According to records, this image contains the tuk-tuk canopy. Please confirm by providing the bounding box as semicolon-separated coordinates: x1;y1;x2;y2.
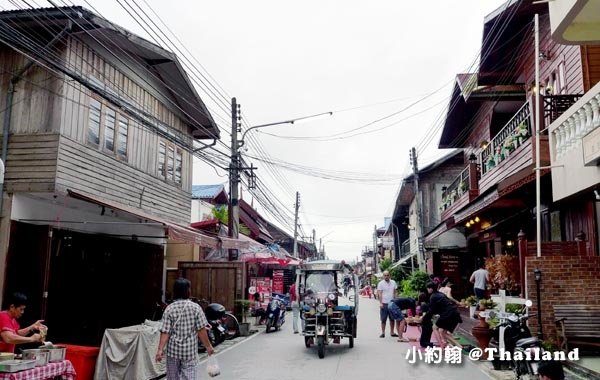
299;260;353;272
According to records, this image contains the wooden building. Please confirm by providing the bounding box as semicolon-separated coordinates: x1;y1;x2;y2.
390;150;468;295
0;7;248;345
436;1;600;300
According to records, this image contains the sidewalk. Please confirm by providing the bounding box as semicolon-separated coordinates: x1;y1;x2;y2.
198;322;266;361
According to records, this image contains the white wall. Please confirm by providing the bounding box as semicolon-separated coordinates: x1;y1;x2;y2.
549;81;600;201
190;199;215;222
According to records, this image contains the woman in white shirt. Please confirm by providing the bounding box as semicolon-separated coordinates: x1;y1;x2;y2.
438;278;460;305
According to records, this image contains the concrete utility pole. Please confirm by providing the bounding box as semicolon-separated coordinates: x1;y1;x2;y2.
373;224;378;272
228;98;241;260
410;147;425;271
293;191;300;258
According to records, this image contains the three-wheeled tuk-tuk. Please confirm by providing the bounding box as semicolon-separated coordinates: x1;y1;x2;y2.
296;260;359;359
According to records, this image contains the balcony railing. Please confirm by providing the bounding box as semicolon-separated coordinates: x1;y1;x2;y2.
553;93;600;159
480;101;532;175
544;94;582;127
400;239;411;257
441;166;470;211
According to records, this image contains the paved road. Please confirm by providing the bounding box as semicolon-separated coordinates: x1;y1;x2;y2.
200;296;492;380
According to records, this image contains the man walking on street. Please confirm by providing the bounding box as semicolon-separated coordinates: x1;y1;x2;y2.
156;277;214;380
377;270;398;338
290;281;300;334
469;260;490;303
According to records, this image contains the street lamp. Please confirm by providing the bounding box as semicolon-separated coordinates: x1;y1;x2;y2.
227;97;332;257
533;268;543;339
238;111;333;148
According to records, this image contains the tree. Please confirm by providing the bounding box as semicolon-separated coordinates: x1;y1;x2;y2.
211;205;251;236
378;257;407;284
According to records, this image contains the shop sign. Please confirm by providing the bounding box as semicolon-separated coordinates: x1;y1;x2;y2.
272;270;285;294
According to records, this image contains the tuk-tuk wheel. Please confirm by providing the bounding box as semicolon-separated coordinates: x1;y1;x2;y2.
317;336;325;359
349;336;354;348
304;336;312;348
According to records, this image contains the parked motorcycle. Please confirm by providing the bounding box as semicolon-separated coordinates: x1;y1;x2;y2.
490;304;543;380
198;302;240;351
265;295;287;333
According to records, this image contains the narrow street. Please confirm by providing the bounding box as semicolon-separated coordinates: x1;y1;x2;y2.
202;297;491;380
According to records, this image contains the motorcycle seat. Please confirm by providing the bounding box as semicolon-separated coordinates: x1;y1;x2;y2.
515;337;541;348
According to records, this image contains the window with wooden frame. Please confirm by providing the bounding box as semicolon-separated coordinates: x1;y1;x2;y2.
158;141;167;179
117;117;129;157
103;107;116;151
157;139;183;186
88;98;101;146
88;96;129;160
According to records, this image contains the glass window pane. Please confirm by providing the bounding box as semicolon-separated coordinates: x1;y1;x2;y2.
104;108;116;151
158;141;166;179
88;99;101;146
118;117;128;157
175;150;182;184
167;145;174;182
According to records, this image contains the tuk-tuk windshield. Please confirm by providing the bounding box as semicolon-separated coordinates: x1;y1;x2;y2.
305;272;337;294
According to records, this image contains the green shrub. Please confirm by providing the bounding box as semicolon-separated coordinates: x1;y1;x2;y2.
407;270;430;293
505;303;525;315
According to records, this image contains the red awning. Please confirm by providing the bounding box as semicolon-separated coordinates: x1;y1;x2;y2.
67;190;248;249
190;218;219;229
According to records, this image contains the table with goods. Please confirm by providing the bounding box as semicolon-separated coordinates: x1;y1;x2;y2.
0;342;76;380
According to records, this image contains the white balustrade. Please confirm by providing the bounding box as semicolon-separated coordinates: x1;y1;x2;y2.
553;87;600;158
576;109;586;139
567;116;576;151
584;103;593;136
593;95;600;128
555;125;563;158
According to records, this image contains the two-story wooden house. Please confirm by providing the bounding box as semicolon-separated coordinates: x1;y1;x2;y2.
0;7;241;345
435;0;598;296
390;150;468;293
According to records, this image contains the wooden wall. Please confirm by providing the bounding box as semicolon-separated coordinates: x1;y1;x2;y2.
55;135;191;224
60;37;194;191
0;48;63;135
522;14;585;95
0;134;58;193
581;45;600;91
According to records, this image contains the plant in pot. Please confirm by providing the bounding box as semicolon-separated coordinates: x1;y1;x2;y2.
479;298;497;311
235;299;253;336
486;155;496;171
515;122;529;145
472;298;496;351
461;295;478;319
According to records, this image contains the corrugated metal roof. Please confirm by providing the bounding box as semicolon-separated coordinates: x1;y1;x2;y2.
191;184;225;199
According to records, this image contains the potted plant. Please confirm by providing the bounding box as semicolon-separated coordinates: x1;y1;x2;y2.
461;295;478;318
235;299;253;336
503;135;516;154
460;181;468;194
515;122;529;145
494;146;504;164
479;298;497;311
486;155;496;171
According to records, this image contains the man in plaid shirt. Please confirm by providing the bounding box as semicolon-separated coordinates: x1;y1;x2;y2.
156;278;214;379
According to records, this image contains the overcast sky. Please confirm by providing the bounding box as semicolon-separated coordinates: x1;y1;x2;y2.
5;0;508;261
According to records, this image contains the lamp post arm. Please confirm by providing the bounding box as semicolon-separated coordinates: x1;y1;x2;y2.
239;111;332;147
